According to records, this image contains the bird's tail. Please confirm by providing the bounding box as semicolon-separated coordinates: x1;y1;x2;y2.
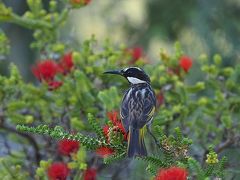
127;126;147;158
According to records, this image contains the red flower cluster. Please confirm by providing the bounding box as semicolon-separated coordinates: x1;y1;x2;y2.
128;47;143;64
32;60;60;82
155;167;188;180
131;47;143;60
48;162;69;180
102;125;110;138
70;0;91;5
179;55;192;73
48;81;63;91
32;52;74;90
84;0;91;4
83;168;97;180
96;111;128;158
107;111;128;140
58;139;80;156
59;52;74;74
96;125;114;157
96;147;114;158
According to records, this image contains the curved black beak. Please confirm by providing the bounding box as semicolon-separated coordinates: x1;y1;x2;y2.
104;70;123;76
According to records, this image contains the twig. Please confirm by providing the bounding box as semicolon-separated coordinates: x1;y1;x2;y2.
215;135;240;154
147;125;161;149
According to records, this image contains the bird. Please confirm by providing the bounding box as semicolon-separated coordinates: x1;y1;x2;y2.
104;67;156;157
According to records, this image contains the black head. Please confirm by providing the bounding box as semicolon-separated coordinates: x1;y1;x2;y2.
104;67;150;84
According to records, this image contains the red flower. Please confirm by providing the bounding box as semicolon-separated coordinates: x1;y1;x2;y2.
58;139;80;156
32;60;61;82
127;47;143;64
114;122;128;140
107;111;119;125
59;52;74;74
155;167;188;180
107;111;128;140
84;0;91;4
48;81;63;91
131;47;143;60
70;0;91;5
47;162;69;180
84;168;97;180
102;125;110;139
179;56;192;73
96;147;114;158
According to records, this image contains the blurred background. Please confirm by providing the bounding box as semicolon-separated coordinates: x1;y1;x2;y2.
1;1;240;179
1;0;240;80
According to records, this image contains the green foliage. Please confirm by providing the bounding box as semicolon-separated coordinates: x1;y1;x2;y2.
0;0;239;179
0;153;29;180
16;124;101;150
98;86;121;111
187;158;205;180
103;152;126;164
0;30;10;58
16;112;126;153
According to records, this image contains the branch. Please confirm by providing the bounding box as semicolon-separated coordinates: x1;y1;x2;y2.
215;135;240;154
9;14;52;29
53;8;70;28
0;4;52;29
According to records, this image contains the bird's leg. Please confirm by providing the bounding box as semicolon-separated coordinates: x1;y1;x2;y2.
147;125;161;149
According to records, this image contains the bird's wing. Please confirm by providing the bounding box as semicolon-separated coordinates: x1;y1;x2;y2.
120;86;156;131
137;88;156;128
141;90;156;125
120;88;132;132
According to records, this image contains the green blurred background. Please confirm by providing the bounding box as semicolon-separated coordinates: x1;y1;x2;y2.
1;0;240;80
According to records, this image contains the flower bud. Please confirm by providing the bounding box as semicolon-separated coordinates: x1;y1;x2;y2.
226;80;234;89
158;65;166;72
175;81;184;88
206;151;219;164
80;163;87;170
172;105;181;113
67;162;77;169
223;67;234;76
49;0;57;11
40;160;50;169
23;11;34;19
195;82;205;90
69;96;78;105
36;168;45;176
201;65;209;73
199;53;208;64
159;76;167;85
171;75;179;82
213;54;222;65
88;55;97;63
72;51;81;64
39;10;46;16
25;115;34;124
198;97;208;106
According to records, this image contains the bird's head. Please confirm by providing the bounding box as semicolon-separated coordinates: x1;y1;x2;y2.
104;67;150;85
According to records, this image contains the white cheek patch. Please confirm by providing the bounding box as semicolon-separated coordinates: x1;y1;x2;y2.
127;77;146;84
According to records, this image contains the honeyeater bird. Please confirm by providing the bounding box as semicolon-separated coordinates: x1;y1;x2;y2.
104;67;156;157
